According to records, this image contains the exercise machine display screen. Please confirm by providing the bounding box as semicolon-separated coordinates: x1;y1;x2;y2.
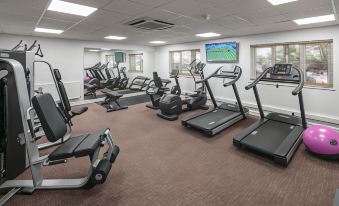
272;64;292;75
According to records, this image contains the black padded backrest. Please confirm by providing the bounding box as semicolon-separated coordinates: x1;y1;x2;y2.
53;69;62;81
32;93;67;142
153;72;163;88
58;81;72;112
53;69;71;112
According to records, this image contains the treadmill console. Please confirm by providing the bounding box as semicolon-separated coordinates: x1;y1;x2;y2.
272;64;292;75
265;64;299;83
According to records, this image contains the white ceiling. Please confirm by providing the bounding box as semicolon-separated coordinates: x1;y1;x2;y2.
0;0;338;46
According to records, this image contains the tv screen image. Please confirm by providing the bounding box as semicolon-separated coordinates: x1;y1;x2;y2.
115;52;124;63
205;42;239;63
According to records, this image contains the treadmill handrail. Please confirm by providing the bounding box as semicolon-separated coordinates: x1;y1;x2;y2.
245;66;304;96
245;67;272;90
196;65;240;84
292;68;304;95
223;66;242;87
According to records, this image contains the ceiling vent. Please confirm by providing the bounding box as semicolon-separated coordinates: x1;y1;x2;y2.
125;17;174;30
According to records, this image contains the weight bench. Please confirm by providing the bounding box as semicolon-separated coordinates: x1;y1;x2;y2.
101;88;128;112
0;93;120;199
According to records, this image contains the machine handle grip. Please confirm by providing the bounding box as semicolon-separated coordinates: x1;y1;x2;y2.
245;67;272;90
223;66;242;87
292;68;304;95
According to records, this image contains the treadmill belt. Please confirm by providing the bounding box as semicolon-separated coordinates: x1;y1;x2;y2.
186;109;238;130
241;121;295;155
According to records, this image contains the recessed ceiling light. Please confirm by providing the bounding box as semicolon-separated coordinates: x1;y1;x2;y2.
105;36;127;40
101;48;110;51
48;0;97;17
149;41;166;44
267;0;298;6
294;14;335;25
34;27;63;34
88;49;100;52
195;32;221;38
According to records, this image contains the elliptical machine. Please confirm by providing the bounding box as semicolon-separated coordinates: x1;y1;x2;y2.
157;61;209;121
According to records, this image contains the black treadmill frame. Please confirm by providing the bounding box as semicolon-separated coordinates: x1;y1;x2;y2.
233;65;307;165
182;66;248;136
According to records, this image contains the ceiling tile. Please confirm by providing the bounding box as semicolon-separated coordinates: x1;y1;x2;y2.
38;18;75;30
0;0;49;10
134;8;181;21
86;9;132;26
43;10;84;23
160;0;230;20
0;2;43;18
129;0;174;7
64;0;113;8
67;22;105;34
105;0;151;16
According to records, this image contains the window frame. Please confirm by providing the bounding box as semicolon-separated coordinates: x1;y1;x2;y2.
251;39;333;88
169;49;201;76
129;53;143;73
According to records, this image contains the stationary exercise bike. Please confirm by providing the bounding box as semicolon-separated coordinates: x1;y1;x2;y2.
157;62;209;121
145;72;175;109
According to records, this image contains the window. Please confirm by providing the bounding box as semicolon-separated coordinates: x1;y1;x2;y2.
252;40;333;87
105;55;115;68
129;53;143;73
169;49;201;74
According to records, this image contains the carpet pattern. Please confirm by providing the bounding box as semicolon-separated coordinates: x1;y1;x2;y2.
7;102;339;206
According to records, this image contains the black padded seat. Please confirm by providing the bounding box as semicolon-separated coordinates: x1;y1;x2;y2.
49;135;87;161
32;93;106;161
53;69;88;120
71;106;88;116
49;129;105;161
101;88;123;98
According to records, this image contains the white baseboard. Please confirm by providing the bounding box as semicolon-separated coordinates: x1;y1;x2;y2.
182;90;339;125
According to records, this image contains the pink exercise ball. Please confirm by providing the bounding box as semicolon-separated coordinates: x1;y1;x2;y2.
303;125;339;159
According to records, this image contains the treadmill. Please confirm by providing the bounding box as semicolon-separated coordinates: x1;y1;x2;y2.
182;65;249;137
233;64;307;166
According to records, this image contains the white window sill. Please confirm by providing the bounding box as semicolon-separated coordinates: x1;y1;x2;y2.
247;81;336;91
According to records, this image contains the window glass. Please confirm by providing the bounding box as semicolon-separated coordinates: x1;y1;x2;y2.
305;43;330;84
252;40;333;87
275;45;285;64
170;49;200;74
255;47;272;75
129;54;143;72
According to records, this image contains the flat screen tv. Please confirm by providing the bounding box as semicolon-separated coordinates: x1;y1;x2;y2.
115;52;125;63
205;42;239;63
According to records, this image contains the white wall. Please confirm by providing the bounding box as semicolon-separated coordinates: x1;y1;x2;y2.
0;33;155;100
84;51;100;68
154;25;339;124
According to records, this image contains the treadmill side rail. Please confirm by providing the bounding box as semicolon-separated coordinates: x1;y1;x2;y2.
208;113;247;136
273;126;304;165
181;109;212;126
233;118;268;147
